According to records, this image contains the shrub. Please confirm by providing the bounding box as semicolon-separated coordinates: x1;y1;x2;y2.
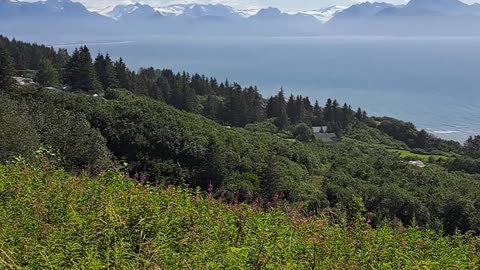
0;164;479;269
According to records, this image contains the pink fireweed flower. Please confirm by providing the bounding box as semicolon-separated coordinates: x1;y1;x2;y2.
207;184;214;200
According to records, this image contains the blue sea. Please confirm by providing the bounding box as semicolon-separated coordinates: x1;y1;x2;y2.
56;36;480;142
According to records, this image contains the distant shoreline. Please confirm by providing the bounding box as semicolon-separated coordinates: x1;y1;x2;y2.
52;40;135;48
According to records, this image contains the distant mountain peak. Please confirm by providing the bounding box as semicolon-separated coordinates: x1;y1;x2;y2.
105;2;158;21
258;7;282;14
301;5;348;23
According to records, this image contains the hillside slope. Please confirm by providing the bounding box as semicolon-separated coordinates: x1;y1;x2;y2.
0;163;478;269
4;89;480;235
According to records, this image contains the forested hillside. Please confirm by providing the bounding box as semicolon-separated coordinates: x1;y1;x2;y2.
2;35;480;237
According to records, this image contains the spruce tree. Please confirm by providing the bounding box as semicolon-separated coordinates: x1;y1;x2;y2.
313;101;324;126
266;97;277;118
275;105;289;130
104;54;119;89
35;57;59;87
356;108;363;120
287;94;296;122
114;57;133;90
65;46;101;93
156;76;171;102
324;99;333;124
274;90;289;129
204;95;219;120
294;96;306;124
0;45;14;91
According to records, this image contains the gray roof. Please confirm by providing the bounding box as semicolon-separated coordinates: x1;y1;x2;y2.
314;132;337;143
407;161;426;168
312;126;328;133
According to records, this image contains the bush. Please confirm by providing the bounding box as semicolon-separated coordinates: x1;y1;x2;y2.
1;163;479;269
293;123;313;142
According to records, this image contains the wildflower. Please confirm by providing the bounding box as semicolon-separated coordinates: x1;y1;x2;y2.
208;183;214;199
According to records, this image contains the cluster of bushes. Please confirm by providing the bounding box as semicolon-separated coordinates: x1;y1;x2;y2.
3;89;480;234
1;163;478;269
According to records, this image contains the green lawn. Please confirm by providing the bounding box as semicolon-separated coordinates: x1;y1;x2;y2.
386;149;451;162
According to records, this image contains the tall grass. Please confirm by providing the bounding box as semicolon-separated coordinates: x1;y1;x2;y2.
0;163;478;269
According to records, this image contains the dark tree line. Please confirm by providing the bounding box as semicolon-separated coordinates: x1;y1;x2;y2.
2;35;362;131
0;35;477;156
266;90;367;133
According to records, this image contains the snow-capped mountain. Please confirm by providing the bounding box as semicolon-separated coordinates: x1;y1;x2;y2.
300;5;348;23
103;3;243;20
326;0;480;35
249;7;317;23
0;0;105;18
237;8;259;18
104;3;158;21
177;4;242;19
154;5;186;16
3;0;480;38
330;2;395;22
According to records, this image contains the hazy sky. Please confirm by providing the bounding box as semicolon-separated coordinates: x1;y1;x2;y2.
26;0;480;12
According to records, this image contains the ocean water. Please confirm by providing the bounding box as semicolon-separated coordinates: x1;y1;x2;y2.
59;36;480;142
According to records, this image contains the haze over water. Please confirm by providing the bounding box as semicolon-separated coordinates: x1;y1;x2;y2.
66;35;480;142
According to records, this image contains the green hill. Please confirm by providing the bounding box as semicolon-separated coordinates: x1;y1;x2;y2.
1;163;478;269
3;89;480;235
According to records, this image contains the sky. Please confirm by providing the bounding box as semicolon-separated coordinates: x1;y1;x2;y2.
23;0;480;12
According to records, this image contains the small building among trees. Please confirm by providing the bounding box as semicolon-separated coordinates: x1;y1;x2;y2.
12;76;34;86
312;126;339;143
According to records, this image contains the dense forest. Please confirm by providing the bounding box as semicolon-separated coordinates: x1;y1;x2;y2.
2;35;480;238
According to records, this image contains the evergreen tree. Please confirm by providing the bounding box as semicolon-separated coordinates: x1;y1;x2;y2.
0;45;14;91
324;99;333;124
183;87;200;113
64;46;101;93
465;136;480;158
362;110;368;121
266;96;277;118
55;48;70;69
35;57;59;87
303;97;313;125
332;99;339;123
312;101;324;126
287;94;296;122
114;57;133;90
294;96;306;124
156;76;171;102
274;103;289;130
356;108;363;120
204;95;219;120
245;87;264;123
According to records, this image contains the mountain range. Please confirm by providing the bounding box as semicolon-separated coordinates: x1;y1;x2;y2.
2;0;480;39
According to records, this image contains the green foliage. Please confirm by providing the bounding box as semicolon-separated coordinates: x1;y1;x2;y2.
245;121;278;134
31;108;113;172
346;123;406;148
5;88;480;233
64;46;102;93
293;123;313;142
94;53;119;90
35;57;60;87
0;96;40;161
3;35;480;235
375;117;462;153
1;164;479;269
464;135;480;158
0;44;14;91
